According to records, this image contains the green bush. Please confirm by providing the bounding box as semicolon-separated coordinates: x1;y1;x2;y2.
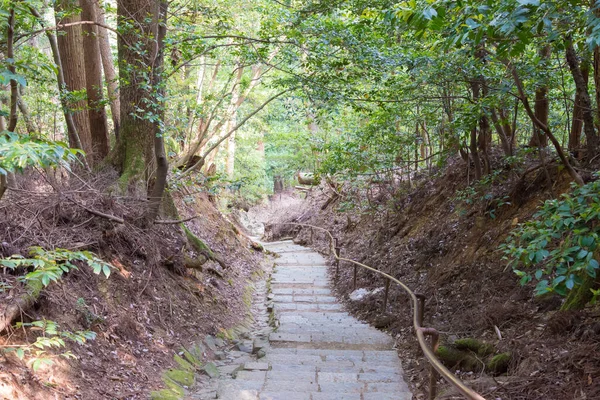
501;179;600;304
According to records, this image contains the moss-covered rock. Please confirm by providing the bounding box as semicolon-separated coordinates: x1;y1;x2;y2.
487;352;511;374
436;345;481;371
173;354;195;371
150;389;182;400
165;368;195;387
454;338;495;357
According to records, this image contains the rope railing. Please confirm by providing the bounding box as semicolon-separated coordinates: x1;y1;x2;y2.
268;222;486;400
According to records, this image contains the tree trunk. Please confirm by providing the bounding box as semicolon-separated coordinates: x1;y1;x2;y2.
507;62;584;185
80;0;110;163
55;0;92;152
569;63;589;155
529;46;551;148
115;0;158;193
145;0;168;222
565;38;599;159
469;80;482;180
29;6;85;153
6;8;18;133
95;0;120;139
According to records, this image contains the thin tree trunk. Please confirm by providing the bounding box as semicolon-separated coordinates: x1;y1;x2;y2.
569;63;589;155
565;38;599;158
17;88;37;134
507;62;583;185
469;80;482;180
55;0;92;152
529;46;551;148
6;9;18;133
95;0;120;139
146;0;168;222
81;0;110;162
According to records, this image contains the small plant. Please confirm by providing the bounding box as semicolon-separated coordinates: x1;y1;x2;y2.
0;247;112;287
2;319;96;371
501;179;600;305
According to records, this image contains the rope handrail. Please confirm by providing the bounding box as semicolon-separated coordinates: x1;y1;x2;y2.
268;222;486;400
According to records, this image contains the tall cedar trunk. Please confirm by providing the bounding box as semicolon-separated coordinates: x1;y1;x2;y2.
80;0;110;163
116;0;157;192
469;80;483;180
529;46;551;147
95;0;120;139
569;63;589;155
55;0;92;152
29;6;84;153
146;0;168;222
565;38;599;158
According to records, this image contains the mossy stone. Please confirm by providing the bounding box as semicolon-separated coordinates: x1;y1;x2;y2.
487;352;511;374
165;369;195;387
173;354;195;371
150;389;182;400
436;345;480;371
454;338;495;357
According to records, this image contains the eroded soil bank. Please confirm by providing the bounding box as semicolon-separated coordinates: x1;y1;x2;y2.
0;174;265;399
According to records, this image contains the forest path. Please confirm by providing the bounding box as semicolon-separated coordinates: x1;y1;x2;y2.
212;239;412;400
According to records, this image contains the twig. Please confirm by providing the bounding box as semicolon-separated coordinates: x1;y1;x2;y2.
154;215;199;224
68;198;125;224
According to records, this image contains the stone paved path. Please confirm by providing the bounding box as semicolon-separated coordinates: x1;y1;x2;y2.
202;240;412;400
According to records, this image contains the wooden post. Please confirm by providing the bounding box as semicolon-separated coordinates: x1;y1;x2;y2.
428;331;440;400
416;293;426;326
353;264;358;290
382;278;390;313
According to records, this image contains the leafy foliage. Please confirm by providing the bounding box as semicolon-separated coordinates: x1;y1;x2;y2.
0;247;112;287
0;132;82;177
501;179;600;298
2;319;96;372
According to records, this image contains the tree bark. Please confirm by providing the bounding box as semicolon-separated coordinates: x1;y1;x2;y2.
29;6;85;153
94;0;120;139
146;0;169;222
80;0;110;163
6;8;18;133
55;0;92;152
565;38;599;158
115;0;158;192
469;80;482;180
569;63;589;155
529;46;551;148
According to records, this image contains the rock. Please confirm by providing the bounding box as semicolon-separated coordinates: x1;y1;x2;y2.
256;349;267;359
349;288;370;301
204;335;217;351
214;351;226;360
252;338;268;354
243;362;269;371
202;362;220;379
215;338;225;347
236;343;252;353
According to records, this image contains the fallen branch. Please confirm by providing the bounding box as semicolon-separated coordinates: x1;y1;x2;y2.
154;215;199;224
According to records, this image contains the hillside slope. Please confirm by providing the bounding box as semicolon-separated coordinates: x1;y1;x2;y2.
0;172;263;399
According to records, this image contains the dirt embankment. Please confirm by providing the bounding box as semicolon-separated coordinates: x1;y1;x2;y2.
0;170;263;399
264;157;600;400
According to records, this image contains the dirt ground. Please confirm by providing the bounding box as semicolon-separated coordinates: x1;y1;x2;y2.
0;170;264;399
261;156;600;400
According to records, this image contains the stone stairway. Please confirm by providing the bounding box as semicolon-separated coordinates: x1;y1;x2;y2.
196;240;412;400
